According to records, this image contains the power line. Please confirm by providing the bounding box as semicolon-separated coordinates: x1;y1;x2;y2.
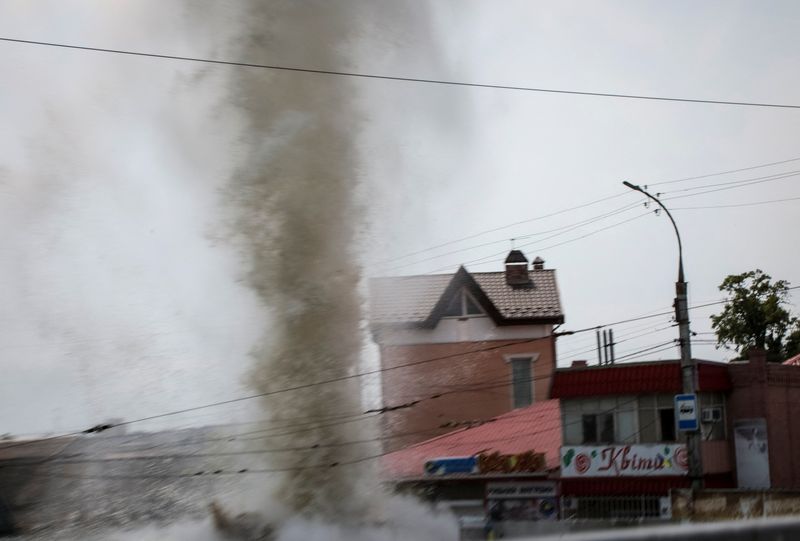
2;36;800;109
3;396;647;481
0;337;557;450
611;340;678;362
661;169;800;195
379;155;800;269
420;169;800;274
426;211;652;273
672;195;800;210
558;323;677;361
383;199;641;272
6;291;797;452
663;171;800;203
8;427;450;466
650;155;800;186
377;192;630;265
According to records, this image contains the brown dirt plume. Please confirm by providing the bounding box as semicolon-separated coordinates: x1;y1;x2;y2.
222;1;374;521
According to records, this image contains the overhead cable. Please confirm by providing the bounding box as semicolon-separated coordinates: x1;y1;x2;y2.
1;37;800;109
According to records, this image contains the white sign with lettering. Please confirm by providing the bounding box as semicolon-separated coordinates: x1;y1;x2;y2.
486;481;557;499
561;444;689;477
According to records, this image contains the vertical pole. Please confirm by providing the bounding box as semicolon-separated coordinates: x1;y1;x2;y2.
609;328;615;364
596;330;602;366
622;180;703;492
676;277;703;489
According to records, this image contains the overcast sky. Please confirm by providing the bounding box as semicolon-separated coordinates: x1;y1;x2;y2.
1;1;799;435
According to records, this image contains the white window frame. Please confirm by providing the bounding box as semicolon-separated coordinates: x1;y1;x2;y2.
561;396;640;445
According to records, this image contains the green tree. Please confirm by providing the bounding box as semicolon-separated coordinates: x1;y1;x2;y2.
711;270;800;362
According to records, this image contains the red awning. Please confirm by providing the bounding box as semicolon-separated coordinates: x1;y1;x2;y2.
551;360;731;398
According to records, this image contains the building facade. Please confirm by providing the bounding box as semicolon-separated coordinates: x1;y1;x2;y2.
369;250;564;450
550;359;734;519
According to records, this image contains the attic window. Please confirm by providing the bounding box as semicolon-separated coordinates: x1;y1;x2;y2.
442;288;485;318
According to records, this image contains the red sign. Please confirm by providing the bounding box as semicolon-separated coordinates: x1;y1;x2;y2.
478;451;547;474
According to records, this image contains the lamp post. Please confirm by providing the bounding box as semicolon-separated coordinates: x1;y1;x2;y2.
622;181;703;489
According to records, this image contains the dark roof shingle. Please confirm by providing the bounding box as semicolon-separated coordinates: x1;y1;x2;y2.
369;268;563;325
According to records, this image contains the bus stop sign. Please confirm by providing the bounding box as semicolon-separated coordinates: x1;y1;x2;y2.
675;394;699;432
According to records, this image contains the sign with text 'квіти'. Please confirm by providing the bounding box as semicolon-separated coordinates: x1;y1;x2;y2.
561;444;689;477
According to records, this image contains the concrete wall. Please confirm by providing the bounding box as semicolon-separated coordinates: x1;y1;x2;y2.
672;489;800;521
528;517;800;541
379;336;556;451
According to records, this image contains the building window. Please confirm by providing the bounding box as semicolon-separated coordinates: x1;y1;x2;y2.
510;357;533;408
582;413;615;444
638;395;680;443
659;408;676;442
441;288;485;318
561;397;638;445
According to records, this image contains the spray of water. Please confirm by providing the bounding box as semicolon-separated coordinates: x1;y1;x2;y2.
222;1;377;523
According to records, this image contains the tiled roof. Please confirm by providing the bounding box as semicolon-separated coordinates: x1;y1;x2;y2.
381;400;562;479
551;360;731;398
369;273;452;324
369;268;563;325
473;271;562;320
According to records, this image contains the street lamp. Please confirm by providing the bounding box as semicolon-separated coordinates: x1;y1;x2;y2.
622;181;703;489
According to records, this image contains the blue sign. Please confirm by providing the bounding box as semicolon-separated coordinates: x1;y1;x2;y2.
675;394;698;432
424;456;478;476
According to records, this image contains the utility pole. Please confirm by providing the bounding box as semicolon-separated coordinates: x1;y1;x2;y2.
622;181;703;490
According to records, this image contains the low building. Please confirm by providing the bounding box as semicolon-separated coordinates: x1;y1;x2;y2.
369;250;564;450
550;359;733;520
382;399;561;532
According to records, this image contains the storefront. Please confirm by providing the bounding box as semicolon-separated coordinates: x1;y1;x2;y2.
486;480;559;522
559;443;689;520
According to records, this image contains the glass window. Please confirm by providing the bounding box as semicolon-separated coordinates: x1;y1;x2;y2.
582;414;598;444
617;410;637;443
441;289;485;318
464;293;483;315
581;413;615;444
511;358;532;408
598;413;614;443
638;409;658;443
659;408;676;441
564;412;583;444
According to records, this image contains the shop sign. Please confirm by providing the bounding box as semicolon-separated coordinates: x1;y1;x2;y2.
486;481;557;499
486;482;558;522
561;444;688;477
424;456;478;476
478;450;547;474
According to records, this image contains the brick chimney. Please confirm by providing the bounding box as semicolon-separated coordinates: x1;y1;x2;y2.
504;250;531;286
532;256;545;270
